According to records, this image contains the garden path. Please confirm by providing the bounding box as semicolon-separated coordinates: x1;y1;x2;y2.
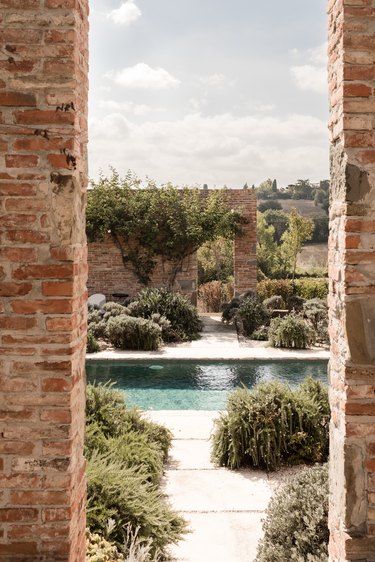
147;411;292;562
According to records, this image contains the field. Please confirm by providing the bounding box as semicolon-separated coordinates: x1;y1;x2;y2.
297;243;328;272
278;199;326;217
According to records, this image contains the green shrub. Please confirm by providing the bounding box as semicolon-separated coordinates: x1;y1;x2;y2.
211;378;329;470
86;530;124;562
286;294;305;312
198;280;234;312
257;279;294;303
236;295;269;337
128;288;202;342
87;452;186;559
263;295;285;311
87;331;100;353
251;326;269;341
85;383;180;559
257;278;328;302
269;313;315;349
255;464;329;562
303;298;329;345
294;278;328;300
86;383;172;458
221;295;242;324
106;315;162;351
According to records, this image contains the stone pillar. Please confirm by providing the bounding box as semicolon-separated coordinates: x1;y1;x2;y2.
0;0;89;559
328;0;375;560
231;189;257;295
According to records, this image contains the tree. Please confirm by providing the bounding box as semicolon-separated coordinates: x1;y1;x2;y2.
280;209;314;280
86;169;244;287
262;209;289;244
197;237;234;284
256;212;282;278
258;200;282;213
257;179;274;200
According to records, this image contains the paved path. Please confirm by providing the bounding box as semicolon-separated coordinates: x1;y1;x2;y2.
87;313;330;361
147;411;287;562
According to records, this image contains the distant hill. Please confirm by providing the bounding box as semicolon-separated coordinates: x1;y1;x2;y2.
277;199;327;217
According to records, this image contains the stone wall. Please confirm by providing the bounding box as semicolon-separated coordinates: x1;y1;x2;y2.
0;1;88;559
87;188;257;301
328;0;375;560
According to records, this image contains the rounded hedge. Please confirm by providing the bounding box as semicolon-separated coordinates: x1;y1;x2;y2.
255;464;329;562
268;313;315;349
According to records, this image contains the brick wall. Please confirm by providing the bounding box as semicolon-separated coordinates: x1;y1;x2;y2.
87;188;257;301
0;0;88;559
328;1;375;560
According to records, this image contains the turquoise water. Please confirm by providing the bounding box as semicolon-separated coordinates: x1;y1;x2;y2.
86;360;328;410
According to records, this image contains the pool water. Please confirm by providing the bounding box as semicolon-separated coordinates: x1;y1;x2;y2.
86;360;328;410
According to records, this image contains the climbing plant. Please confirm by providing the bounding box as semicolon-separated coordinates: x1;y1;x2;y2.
86;169;245;286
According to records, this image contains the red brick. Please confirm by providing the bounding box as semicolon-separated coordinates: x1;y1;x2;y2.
0;183;36;196
41;378;73;392
343;83;372;97
42;508;72;522
11;299;73;314
0;92;36;106
0;248;36;262
42;281;74;296
48;153;74;169
0;508;38;523
0;282;32;296
5;155;38;168
0;441;35;455
13;264;74;280
0;214;36;228
10;491;70;506
0;317;36;330
40;410;71;423
6;230;49;244
5;198;48;212
0;543;37;555
15;110;75;126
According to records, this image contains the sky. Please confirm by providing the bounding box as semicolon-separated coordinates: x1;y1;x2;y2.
89;0;329;188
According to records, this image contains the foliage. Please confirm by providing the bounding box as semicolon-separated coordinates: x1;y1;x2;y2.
311;215;329;243
87;452;186;558
106;315;162;351
263;295;285;311
198;280;234;312
258;200;282;213
286;295;305;312
262;209;289;244
87;169;244;286
256;178;278;200
257;212;282;278
236;295;269;337
128;288;202;342
268;313;315;349
221;295;242;324
87;331;100;353
303;299;329;345
281;208;314;280
250;325;269;341
86;530;124;562
294;277;328;299
85;383;183;559
257;278;328;302
197;236;234;284
255;464;329;562
211;378;329;471
86;383;172;459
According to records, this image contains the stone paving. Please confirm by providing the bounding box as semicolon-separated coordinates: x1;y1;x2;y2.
147;410;292;562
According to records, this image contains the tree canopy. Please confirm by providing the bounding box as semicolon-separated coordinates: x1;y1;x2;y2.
86;170;244;286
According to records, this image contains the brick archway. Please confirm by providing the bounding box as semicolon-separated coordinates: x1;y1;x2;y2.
0;1;375;560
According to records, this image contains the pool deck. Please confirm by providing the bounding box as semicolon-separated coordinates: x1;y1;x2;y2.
86;314;330;361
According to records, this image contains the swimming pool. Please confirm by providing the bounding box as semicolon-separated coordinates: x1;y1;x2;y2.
86;360;328;410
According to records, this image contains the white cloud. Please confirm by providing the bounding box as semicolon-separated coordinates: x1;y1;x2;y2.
290;64;327;93
106;63;180;89
290;42;327;94
107;1;141;26
89;110;329;186
200;73;228;87
99;99;165;116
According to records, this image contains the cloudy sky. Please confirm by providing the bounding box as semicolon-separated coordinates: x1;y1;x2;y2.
89;0;329;188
